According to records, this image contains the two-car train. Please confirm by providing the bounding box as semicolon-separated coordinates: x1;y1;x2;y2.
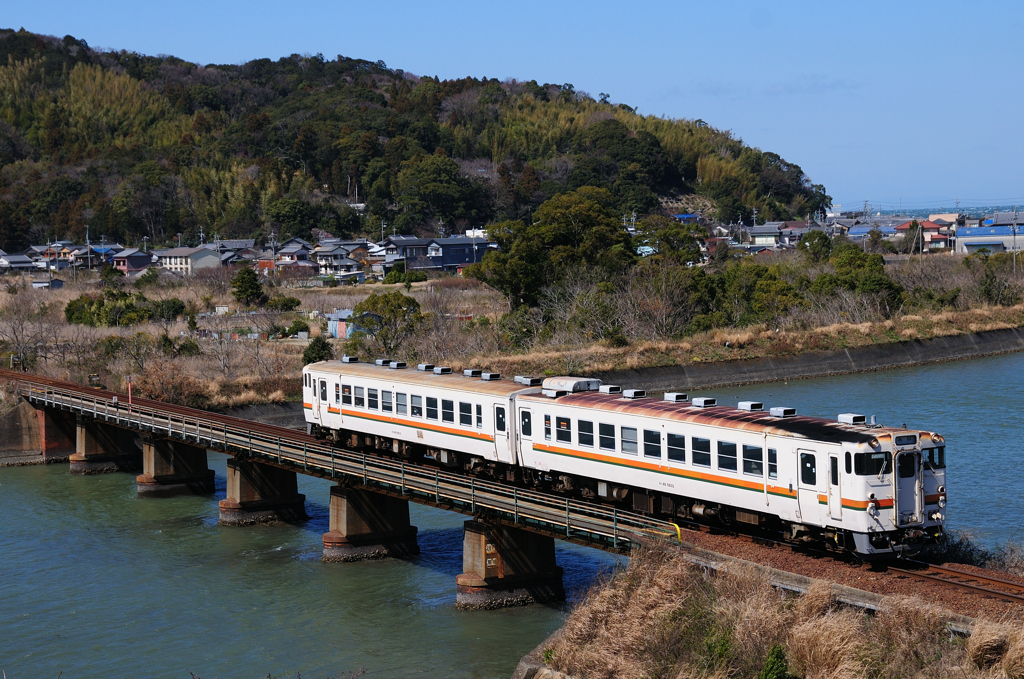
303;358;946;558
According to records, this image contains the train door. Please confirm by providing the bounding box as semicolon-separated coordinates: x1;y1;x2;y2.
316;379;327;420
894;451;923;526
796;449;819;523
827;455;842;520
493;404;511;464
518;407;534;465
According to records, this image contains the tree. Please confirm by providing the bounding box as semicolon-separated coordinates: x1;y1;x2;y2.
350;290;421;355
231;267;263;306
302;336;334;365
637;215;705;264
797;230;832;262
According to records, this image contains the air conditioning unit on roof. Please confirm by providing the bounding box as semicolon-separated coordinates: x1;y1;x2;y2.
433;366;453;375
664;392;687;403
341;355;359;363
692;397;717;408
738;401;763;411
417;363;434;371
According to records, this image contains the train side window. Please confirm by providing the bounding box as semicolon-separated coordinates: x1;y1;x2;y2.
441;399;454;423
854;452;891;476
411;395;423;417
459;402;472;426
556;417;571;443
692;437;711;467
621;427;638;455
382;391;393;413
643;430;661;458
475;404;482;428
495;407;506;431
544;415;552;440
368;389;379;410
521;411;532;437
667;433;685;462
578;421;594;447
354;386;364;407
800;453;816;486
396;392;407;415
304;374;308;387
599;423;615;451
427;397;438;420
845;452;852;474
342;385;352;406
718;442;737;472
830;457;839;486
742;445;763;476
335;384;340;403
319;380;327;402
768;449;778;480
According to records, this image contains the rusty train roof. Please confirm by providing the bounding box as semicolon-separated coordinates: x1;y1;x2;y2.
519;391;924;445
306;361;536;398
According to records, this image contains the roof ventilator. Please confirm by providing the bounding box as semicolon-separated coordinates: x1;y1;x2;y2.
770;407;797;418
738;401;763;411
542;389;569;398
388;361;407;370
623;389;646;399
541;377;603;392
463;369;482;377
692;397;717;408
417;363;435;372
514;376;543;386
838;413;866;425
341;355;359;363
481;373;501;381
599;385;622;394
664;392;687;403
433;366;453;375
374;358;393;367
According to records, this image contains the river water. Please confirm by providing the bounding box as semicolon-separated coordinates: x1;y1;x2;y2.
1;351;1021;678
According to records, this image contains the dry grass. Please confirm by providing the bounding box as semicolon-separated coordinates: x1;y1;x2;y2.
545;544;1018;679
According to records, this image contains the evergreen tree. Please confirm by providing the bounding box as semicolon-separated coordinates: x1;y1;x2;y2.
231;267;263;306
302;336;334;365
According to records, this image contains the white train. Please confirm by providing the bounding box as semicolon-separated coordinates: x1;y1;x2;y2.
303;359;946;558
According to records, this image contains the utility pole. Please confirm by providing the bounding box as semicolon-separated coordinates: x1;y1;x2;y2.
1014;207;1019;277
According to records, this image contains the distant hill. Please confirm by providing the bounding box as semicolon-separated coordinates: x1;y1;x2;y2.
0;27;830;251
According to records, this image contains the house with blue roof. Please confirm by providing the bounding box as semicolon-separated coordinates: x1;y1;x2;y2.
956;226;1022;254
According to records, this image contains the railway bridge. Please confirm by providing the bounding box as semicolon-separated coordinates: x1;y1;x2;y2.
0;370;677;608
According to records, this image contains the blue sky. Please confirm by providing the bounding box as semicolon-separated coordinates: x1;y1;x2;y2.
6;1;1023;211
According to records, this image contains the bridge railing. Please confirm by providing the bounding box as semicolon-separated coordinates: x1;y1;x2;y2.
18;380;681;551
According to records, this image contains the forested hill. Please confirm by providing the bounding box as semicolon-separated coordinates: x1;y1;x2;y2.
0;28;830;252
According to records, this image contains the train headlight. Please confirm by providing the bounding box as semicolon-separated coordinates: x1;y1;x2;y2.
867;501;879;517
869;438;880;449
938;496;946;509
930;511;944;522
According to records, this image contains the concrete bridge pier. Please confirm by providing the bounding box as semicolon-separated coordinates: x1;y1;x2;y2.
218;458;306;525
37;405;76;462
455;520;564;609
70;417;142;474
0;401;73;466
137;438;216;497
322;485;419;562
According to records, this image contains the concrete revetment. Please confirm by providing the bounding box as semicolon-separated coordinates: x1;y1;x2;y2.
218;458;307;525
322;485;419;562
456;520;565;609
137;438;216;497
70;416;142;474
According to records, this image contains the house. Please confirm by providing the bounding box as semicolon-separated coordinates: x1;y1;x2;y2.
315;245;361;276
848;225;899;242
748;224;783;246
418;236;492;271
157;247;223;274
276;237;313;263
0;254;37;272
895;220;950;251
112;248;152;274
673;213;700;224
31;278;63;289
325;309;355;339
383;235;433;266
955;226;1023;254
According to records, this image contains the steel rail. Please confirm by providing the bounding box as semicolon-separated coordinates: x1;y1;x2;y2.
5;370;679;551
889;565;1024;604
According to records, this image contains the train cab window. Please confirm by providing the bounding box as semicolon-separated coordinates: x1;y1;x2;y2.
556;417;571;443
459;402;472;426
667;433;685;462
342;385;352;406
830;457;839;486
742;445;763;476
544;415;552;440
382;391;393;413
441;399;454;423
411;395;423;417
599;424;615;451
845;452;852;475
495;407;506;431
396;393;407;415
800;453;816;486
354;387;364;407
319;380;327;402
644;430;661;459
621;427;638;455
924;447;946;470
521;411;533;437
335;384;340;403
718;442;737;472
578;421;594;447
368;389;379;410
854;452;891;476
897;453;917;478
768;449;778;480
427;397;438;420
692;437;711;467
475;404;482;428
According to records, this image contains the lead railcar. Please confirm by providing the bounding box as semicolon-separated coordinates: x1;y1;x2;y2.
303;359;946;558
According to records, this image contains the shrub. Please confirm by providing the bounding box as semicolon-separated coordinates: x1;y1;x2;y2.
302;335;334;365
266;296;301;311
287;319;310;335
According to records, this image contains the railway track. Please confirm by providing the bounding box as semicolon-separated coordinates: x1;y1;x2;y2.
888;561;1024;604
